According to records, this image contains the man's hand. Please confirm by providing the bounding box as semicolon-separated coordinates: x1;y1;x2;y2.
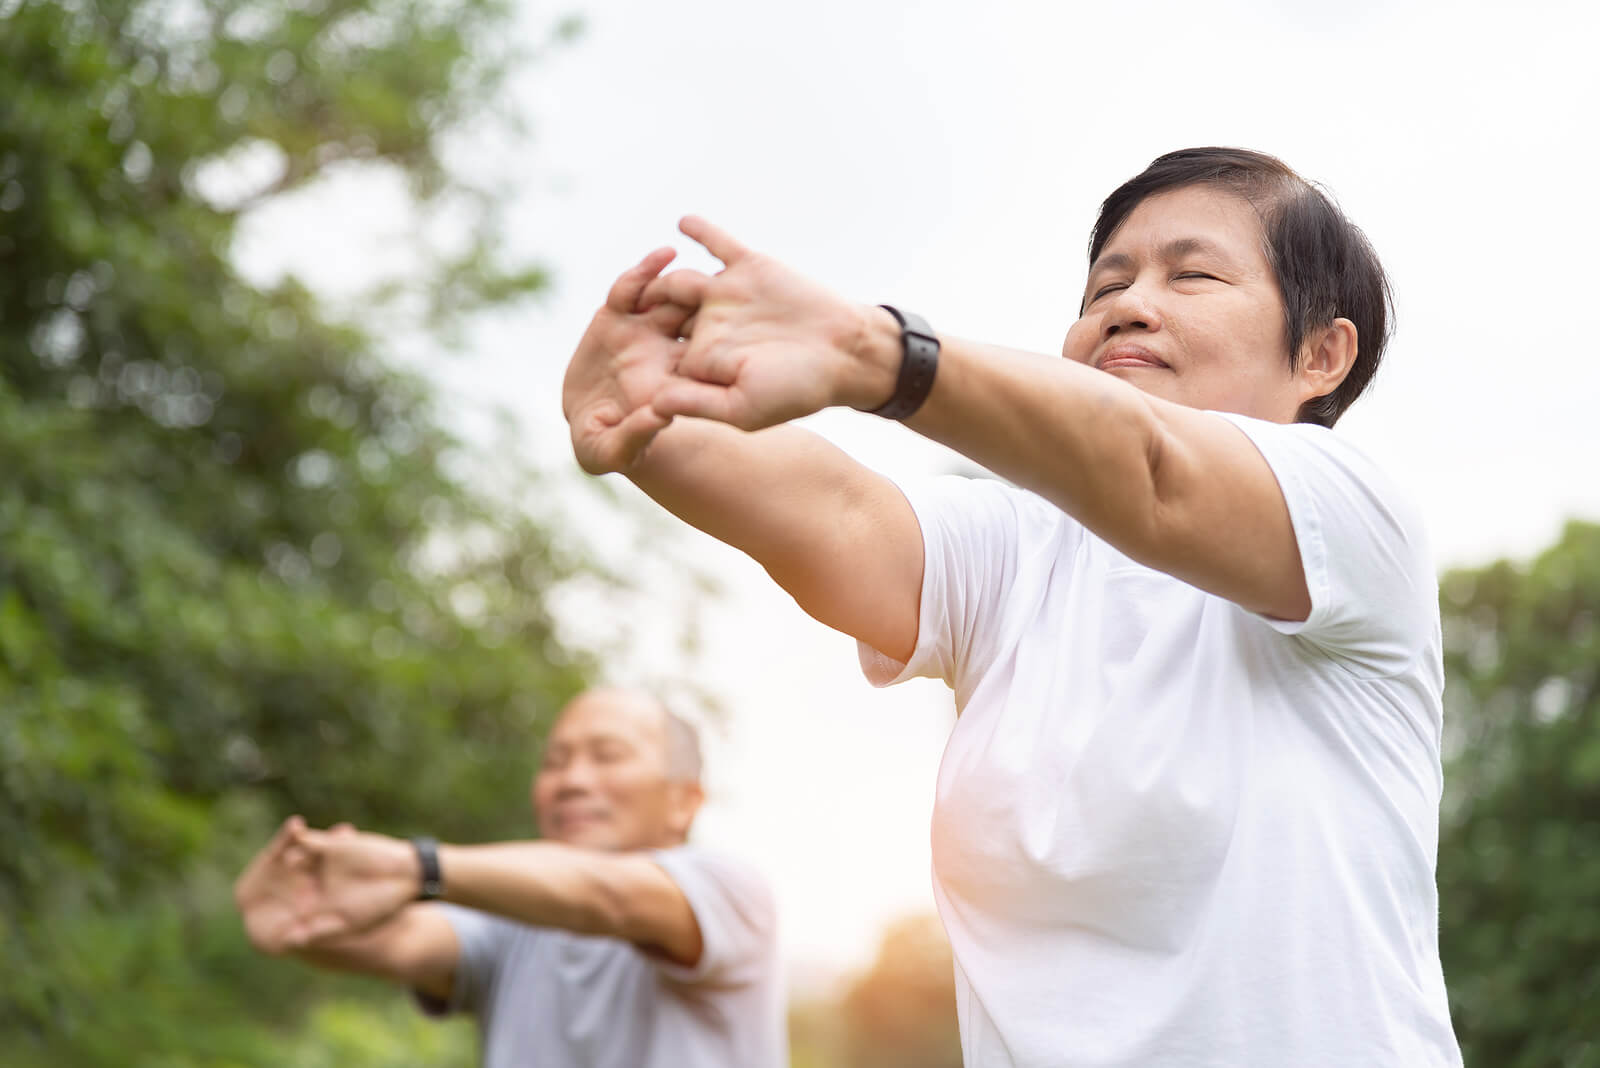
234;816;322;955
638;216;899;431
278;823;422;948
563;247;699;474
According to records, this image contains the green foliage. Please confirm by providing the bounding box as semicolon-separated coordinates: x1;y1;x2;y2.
0;0;592;1061
1438;521;1600;1066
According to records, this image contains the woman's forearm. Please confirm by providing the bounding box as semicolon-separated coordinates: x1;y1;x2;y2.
906;336;1166;553
627;418;923;661
889;329;1307;620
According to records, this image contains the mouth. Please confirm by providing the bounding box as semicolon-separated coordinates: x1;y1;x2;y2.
552;808;610;830
1096;344;1170;371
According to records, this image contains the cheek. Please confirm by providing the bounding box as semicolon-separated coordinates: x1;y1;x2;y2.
598;765;651;806
1222;295;1291;361
1182;304;1260;365
1062;317;1096;363
619;772;675;826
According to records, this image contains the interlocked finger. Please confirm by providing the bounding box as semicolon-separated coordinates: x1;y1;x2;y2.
641;269;711;315
605;247;677;314
679;216;752;266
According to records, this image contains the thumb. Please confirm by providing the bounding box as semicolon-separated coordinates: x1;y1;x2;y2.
289;823;338;857
581;403;673;474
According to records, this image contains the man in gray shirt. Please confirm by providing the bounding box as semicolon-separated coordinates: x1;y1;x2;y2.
234;687;786;1067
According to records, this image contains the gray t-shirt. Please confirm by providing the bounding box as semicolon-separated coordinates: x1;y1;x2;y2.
418;846;786;1068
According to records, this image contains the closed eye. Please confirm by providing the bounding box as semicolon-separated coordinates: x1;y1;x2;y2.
1089;282;1127;302
593;741;633;763
1174;271;1219;282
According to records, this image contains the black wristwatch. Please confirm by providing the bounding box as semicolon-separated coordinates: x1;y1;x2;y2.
411;836;444;900
864;305;940;421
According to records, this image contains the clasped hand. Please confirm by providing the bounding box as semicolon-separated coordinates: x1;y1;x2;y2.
562;216;893;474
234;816;421;953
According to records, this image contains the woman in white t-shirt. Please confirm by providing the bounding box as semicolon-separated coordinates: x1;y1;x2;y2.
562;147;1462;1067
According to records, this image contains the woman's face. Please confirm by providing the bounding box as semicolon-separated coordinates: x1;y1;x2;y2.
1062;185;1311;423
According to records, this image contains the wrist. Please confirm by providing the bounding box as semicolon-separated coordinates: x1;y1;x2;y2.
855;305;940;420
840;304;903;410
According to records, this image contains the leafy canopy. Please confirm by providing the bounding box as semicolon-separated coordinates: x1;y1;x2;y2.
1;0;593;1060
1437;521;1600;1067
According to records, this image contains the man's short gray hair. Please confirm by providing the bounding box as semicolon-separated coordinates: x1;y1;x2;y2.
663;709;703;784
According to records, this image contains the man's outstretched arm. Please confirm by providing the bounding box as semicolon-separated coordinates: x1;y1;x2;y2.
280;825;710;968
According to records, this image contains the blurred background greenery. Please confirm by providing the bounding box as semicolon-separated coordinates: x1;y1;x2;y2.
1;0;1595;1065
3;0;587;1062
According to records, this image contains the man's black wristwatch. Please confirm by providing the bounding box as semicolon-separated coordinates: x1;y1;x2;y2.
411;836;444;900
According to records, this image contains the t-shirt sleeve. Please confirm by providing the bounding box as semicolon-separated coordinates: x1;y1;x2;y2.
647;847;778;989
413;903;509;1018
857;475;1072;706
1216;412;1438;678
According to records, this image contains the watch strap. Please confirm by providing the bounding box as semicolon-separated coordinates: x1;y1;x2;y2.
865;305;939;421
411;836;443;900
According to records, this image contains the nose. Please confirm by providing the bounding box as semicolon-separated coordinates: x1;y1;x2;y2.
549;758;599;800
555;773;594;801
1100;283;1163;339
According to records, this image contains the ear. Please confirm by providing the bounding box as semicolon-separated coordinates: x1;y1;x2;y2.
1296;317;1358;409
664;782;705;843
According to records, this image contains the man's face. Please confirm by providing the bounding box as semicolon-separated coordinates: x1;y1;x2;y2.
532;690;700;851
1062;185;1308;422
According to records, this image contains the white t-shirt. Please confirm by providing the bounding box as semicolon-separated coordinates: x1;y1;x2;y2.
418;846;786;1068
860;413;1462;1067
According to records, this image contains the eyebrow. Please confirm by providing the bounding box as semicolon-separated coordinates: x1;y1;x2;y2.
1086;237;1236;282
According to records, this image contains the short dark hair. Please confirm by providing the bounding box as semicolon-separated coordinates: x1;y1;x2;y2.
1087;147;1393;427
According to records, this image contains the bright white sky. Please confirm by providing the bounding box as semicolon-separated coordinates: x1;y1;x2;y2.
237;0;1600;994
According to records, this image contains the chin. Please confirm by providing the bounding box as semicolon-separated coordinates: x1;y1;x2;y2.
574;830;639;852
547;824;604;846
1102;366;1177;398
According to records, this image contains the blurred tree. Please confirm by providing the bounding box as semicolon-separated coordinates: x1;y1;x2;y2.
1437;520;1600;1067
0;0;593;1062
840;913;962;1068
789;913;962;1068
